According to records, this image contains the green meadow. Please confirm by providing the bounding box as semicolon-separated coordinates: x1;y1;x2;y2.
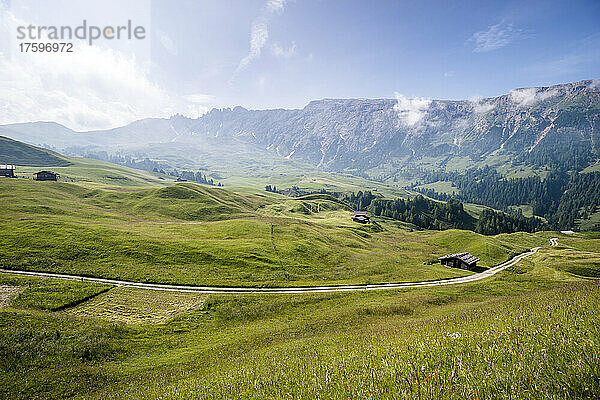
0;178;547;287
0;159;599;399
1;238;599;399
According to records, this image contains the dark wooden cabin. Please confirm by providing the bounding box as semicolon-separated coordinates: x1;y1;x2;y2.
34;171;59;181
0;165;15;178
352;211;370;224
438;252;480;270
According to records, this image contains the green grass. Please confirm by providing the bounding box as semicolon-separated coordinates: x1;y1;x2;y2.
13;156;174;188
0;275;110;311
157;283;599;400
0;161;598;399
0;242;599;398
0;179;548;287
66;287;205;324
0;136;71;167
415;180;459;195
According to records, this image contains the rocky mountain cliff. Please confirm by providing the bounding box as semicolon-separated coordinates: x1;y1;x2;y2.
1;80;599;175
186;80;600;173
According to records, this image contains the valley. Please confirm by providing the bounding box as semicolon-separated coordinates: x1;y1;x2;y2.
0;81;599;399
2;1;599;397
2;80;599;230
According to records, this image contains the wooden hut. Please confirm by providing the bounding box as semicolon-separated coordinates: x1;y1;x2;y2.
34;171;59;181
352;211;370;224
438;252;480;270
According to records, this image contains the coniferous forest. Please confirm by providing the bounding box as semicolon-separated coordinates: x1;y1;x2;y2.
270;185;545;235
337;192;543;235
270;167;600;234
411;168;600;231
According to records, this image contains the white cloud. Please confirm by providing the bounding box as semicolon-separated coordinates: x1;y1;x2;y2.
469;21;527;53
0;11;206;131
156;29;177;55
230;0;288;84
182;94;215;118
469;96;496;114
509;87;559;107
266;0;286;13
443;71;455;77
393;93;431;127
0;46;192;131
271;41;296;58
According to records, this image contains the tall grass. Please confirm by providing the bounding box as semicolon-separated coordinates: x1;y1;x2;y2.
143;283;600;399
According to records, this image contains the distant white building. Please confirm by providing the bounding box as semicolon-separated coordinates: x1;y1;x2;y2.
0;165;15;178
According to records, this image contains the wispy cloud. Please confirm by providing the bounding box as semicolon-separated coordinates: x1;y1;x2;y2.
271;41;297;58
0;11;205;130
230;0;288;84
156;29;177;56
394;93;431;127
469;96;496;114
469;21;528;53
509;87;559;107
266;0;286;13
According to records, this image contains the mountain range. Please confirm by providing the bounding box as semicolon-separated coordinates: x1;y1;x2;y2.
1;79;599;179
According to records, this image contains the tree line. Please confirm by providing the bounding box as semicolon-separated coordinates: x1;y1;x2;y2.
173;170;222;186
268;185;543;235
412;167;600;230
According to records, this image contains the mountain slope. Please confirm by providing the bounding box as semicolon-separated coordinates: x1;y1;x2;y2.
0;136;71;166
183;80;600;174
1;80;598;177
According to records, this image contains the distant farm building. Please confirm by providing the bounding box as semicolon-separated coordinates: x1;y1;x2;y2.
34;171;59;181
438;252;480;270
279;188;295;197
0;165;15;178
352;211;370;224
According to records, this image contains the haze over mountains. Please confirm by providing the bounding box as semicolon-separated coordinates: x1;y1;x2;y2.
1;80;599;177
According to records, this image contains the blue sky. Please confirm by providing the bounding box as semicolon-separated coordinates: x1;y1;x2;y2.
0;0;599;129
150;0;599;104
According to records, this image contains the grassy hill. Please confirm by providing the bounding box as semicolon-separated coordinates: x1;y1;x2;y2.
0;232;598;398
0;136;71;167
12;155;178;188
0;147;598;398
0;135;181;188
3;178;546;287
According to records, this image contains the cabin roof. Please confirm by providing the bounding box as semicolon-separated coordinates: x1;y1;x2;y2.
0;165;15;169
354;211;368;216
438;252;480;265
36;170;58;175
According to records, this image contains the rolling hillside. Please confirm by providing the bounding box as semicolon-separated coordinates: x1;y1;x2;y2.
0;136;71;167
1;175;599;398
1;80;598;177
0;136;181;188
0;136;598;400
2;81;599;230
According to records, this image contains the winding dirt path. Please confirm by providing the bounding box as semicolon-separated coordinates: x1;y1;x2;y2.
0;243;547;294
